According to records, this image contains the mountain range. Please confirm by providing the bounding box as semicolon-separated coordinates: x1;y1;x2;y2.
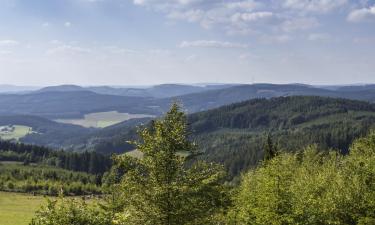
1;83;375;175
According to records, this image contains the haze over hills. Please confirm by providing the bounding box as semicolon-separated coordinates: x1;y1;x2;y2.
1;83;375;120
1;83;375;154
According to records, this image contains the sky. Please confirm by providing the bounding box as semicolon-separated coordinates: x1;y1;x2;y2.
0;0;374;86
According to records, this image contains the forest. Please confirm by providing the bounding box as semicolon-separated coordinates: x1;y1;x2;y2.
28;103;375;225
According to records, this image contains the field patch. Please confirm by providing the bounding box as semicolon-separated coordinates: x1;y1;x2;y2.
0;125;34;140
0;192;46;225
55;111;154;128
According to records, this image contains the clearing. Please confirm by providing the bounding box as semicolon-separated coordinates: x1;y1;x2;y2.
55;111;154;128
0;125;34;140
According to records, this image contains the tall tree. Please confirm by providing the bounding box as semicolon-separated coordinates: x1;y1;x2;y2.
117;103;228;225
263;133;278;162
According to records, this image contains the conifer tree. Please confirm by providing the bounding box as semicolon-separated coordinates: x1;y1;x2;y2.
117;103;228;225
263;133;278;161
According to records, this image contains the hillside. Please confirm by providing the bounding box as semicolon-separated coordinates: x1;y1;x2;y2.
77;96;375;177
0;115;93;148
157;83;375;113
35;83;236;98
0;91;158;119
190;96;375;176
1;84;375;121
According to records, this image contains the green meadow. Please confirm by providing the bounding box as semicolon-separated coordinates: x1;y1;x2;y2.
55;111;153;128
0;192;46;225
0;125;34;140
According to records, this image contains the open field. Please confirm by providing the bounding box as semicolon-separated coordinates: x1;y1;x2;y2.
0;192;46;225
55;111;154;128
0;125;34;140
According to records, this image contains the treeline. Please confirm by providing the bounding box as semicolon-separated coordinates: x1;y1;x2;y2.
191;96;375;177
0;163;101;196
30;104;375;225
0;140;111;174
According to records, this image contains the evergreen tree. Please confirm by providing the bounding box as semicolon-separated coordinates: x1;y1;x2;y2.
117;103;229;225
263;133;278;161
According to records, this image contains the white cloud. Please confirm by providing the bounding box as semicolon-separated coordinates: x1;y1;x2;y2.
184;54;198;62
308;33;331;41
231;11;274;22
0;50;12;55
281;17;319;32
46;45;91;55
260;34;293;44
282;0;348;13
64;22;72;27
179;40;249;48
0;40;19;46
167;9;204;22
49;40;64;45
133;0;332;38
42;22;50;27
347;5;375;22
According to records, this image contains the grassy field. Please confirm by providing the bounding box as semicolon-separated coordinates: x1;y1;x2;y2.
55;111;154;128
0;192;46;225
0;125;34;140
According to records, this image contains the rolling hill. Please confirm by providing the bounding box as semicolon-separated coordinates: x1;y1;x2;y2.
0;115;94;148
1;83;375;122
69;96;375;177
0;91;158;119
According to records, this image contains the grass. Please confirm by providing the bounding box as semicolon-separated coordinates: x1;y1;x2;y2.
55;111;154;128
0;192;46;225
0;125;34;140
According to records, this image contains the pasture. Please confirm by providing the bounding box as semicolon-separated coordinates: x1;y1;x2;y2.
0;125;34;140
55;111;154;128
0;192;45;225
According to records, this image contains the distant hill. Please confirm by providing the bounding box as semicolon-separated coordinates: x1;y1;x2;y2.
154;83;375;113
73;96;375;177
36;84;86;93
0;91;158;119
0;115;94;148
2;83;375;127
189;96;375;176
34;83;237;98
0;85;40;94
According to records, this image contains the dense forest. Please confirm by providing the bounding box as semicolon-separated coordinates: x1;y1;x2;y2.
29;103;375;225
0;140;111;174
55;96;375;177
0;163;101;195
191;96;375;177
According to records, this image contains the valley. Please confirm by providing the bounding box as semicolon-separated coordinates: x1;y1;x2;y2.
1;83;375;224
55;111;154;128
0;125;35;140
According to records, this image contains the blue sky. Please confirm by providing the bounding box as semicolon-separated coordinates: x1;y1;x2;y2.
0;0;374;86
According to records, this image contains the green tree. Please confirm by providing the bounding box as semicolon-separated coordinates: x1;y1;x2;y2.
263;133;278;162
117;103;229;225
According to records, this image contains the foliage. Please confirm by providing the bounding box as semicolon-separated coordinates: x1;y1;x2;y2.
192;96;375;177
30;196;113;225
0;140;111;174
229;132;375;225
0;163;101;196
115;103;229;225
31;103;229;225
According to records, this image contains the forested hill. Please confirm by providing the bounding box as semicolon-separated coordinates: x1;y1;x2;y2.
190;96;375;176
189;95;375;133
0;115;94;148
158;84;375;113
74;96;375;178
0;91;158;119
2;83;375;120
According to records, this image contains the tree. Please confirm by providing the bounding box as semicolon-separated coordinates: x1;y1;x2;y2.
263;133;278;162
117;103;229;225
